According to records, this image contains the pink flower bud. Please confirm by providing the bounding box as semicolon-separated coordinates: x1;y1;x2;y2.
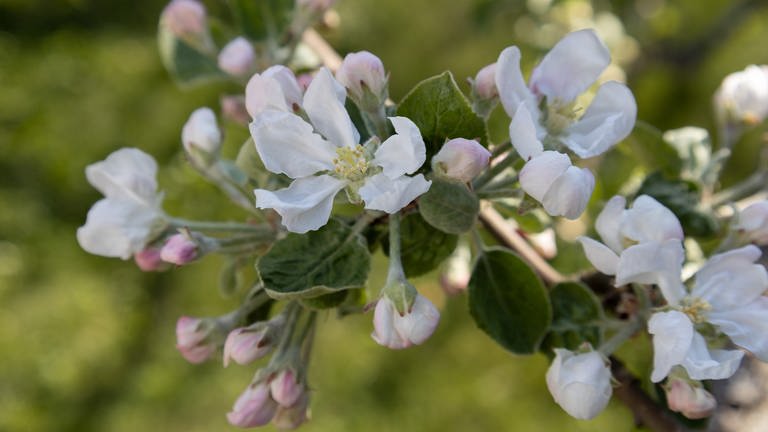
223;326;273;367
218;37;255;77
220;95;250;126
175;316;217;364
473;63;498;100
161;0;207;38
227;383;278;427
336;51;387;108
546;348;612;420
272;393;309;430
666;379;716;419
270;369;304;407
182;107;221;156
372;294;440;350
160;233;199;265
431;138;491;183
134;247;169;272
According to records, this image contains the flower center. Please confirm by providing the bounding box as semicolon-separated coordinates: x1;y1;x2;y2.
678;297;711;324
333;145;369;181
544;100;579;135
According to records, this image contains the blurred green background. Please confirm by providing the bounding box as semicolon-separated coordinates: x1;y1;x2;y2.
2;0;768;431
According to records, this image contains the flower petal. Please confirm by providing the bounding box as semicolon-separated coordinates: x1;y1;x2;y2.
254;175;346;233
615;239;686;304
372;297;409;349
621;195;683;244
518;150;571;202
578;237;619;275
692;245;768;310
682;332;743;381
262;65;303;109
245;73;290;117
495;46;541;132
648;311;694;382
393;294;440;346
374;116;426;178
85;147;158;205
302;68;359;148
540;165;594;219
709;296;768;361
250;109;337;178
529;29;610;104
595;195;626;253
509;104;544;160
360;173;431;214
77;198;166;259
562;81;637;158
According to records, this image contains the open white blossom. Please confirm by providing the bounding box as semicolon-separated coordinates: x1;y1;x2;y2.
250;68;431;233
77;148;166;259
496;29;637;159
714;65;768;126
648;245;768;382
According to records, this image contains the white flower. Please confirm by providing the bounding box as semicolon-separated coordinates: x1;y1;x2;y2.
218;37;255;77
372;294;440;350
545;348;612;420
648;245;768;382
736;200;768;244
77;148;166;259
578;195;685;302
182;107;221;156
472;63;498;100
496;29;637;159
250;68;431;233
714;65;768;126
245;65;304;117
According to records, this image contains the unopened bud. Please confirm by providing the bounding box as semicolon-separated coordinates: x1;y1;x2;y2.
175;316;217;364
182;107;221;161
218;37;255;77
519;151;594;220
220;95;250;126
227;383;278;427
223;325;274;367
161;0;207;38
160;233;199;265
432;138;490;183
372;294;440;350
270;369;304;407
472;63;498;100
134;247;169;272
336;51;388;111
665;378;716;419
715;65;768;126
273;393;309;430
546;348;612;420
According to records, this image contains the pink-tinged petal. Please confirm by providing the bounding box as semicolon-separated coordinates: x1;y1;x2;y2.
250;110;337;178
217;37;255;77
245;73;290;117
546;349;612;420
540;165;594;219
693;245;767;309
682;332;743;381
393;294;440;346
374;117;426;178
254;175;346;233
270;369;304;408
227;384;278;428
563;81;637;158
262;65;303;110
615;240;686;304
372;297;409;349
495;46;541;130
578;237;619;275
621;195;683;243
509;104;544;160
303;68;359;148
85;147;158;205
529;29;610;104
518;150;571;202
648;311;694;382
360;173;431;214
709;296;768;361
595;195;626;253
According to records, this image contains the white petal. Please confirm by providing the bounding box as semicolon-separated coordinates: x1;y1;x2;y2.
595;195;626;253
77;198;165;259
648;311;694;382
245;73;290;117
578;237;619;275
709;297;768;361
541;165;594;219
518;151;571;202
249;110;337;178
509;104;544;160
262;65;303;109
371;297;409;349
85;147;158;205
495;46;541;130
254;175;346;233
682;332;743;381
360;173;431;214
615;240;686;304
393;294;440;345
563;81;637;158
621;195;683;243
692;245;767;309
529;29;610;104
302;68;359;148
374;117;426;178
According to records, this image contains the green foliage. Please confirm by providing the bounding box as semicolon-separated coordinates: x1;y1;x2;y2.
258;219;371;300
229;0;294;41
418;178;479;234
382;212;458;277
468;248;552;354
157;23;225;86
396;71;487;162
540;282;604;355
637;172;718;237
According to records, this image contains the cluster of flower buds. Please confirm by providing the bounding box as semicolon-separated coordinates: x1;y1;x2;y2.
228;368;310;429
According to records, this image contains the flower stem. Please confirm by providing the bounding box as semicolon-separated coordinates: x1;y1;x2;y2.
597;316;644;356
472;152;519;190
169;217;271;233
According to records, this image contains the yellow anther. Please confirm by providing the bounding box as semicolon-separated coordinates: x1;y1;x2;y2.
679;297;712;324
333;145;369;181
545;100;580;135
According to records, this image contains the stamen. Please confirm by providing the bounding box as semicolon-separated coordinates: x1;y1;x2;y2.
678;297;712;324
333;145;369;181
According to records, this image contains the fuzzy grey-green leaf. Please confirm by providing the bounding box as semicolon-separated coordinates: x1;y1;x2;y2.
382;212;458;277
539;282;604;355
419;178;479;234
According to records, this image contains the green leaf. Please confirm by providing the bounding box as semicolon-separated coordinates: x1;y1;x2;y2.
229;0;294;41
637;172;718;237
158;24;225;86
468;248;551;354
540;282;604;354
396;71;487;162
300;290;352;310
259;219;371;300
623;123;681;177
235;138;266;184
382;212;458;277
419;178;479;234
219;258;240;298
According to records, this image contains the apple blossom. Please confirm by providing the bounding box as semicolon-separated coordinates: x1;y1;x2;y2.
182;107;221;158
218;37;255;77
245;65;305;117
736;200;768;243
160;233;199;265
431;138;491;183
372;294;440;349
472;63;498;100
270;369;304;408
134;247;168;272
272;393;309;430
227;383;279;427
176;316;219;364
161;0;207;39
223;322;278;367
335;51;387;110
545;348;612;420
665;378;717;419
714;65;768;126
